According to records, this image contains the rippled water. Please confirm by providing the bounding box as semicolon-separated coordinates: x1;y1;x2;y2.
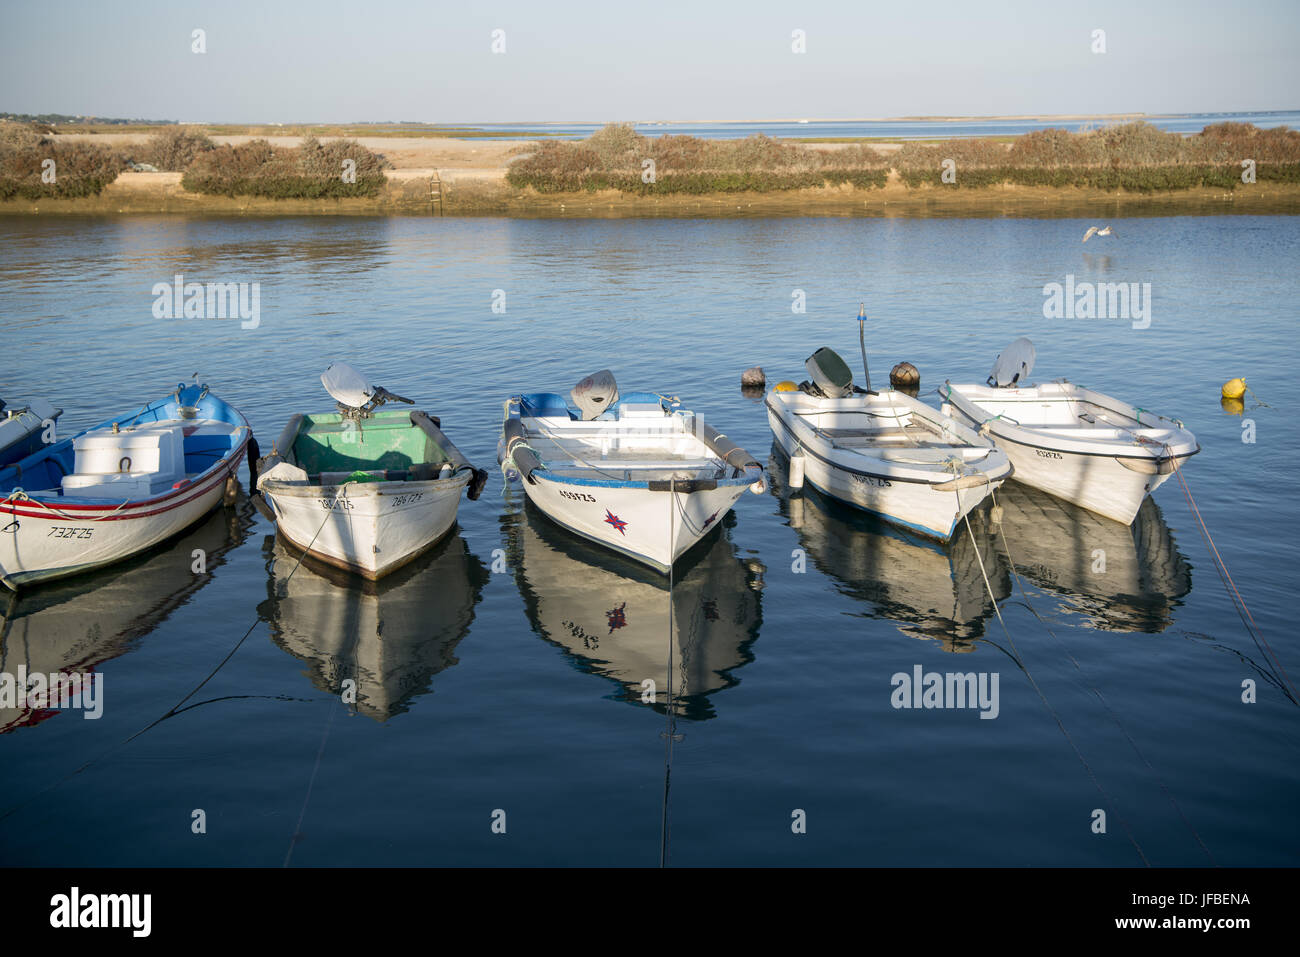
0;214;1296;866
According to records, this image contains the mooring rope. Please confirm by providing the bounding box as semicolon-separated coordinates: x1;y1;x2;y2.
1164;448;1296;705
0;482;354;826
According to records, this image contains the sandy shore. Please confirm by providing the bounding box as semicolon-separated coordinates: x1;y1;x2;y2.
47;133;528;183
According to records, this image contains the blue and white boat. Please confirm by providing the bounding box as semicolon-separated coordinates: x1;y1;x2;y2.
0;396;62;467
499;371;765;573
0;382;253;591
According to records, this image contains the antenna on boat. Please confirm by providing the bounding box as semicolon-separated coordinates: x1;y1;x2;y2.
858;303;872;393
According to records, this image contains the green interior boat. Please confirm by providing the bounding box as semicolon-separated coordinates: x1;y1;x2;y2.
289;410;454;485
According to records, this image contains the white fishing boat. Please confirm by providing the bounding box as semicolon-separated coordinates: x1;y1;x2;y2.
767;346;1012;541
0;396;61;467
498;371;766;573
0;382;252;591
940;338;1199;525
255;363;487;581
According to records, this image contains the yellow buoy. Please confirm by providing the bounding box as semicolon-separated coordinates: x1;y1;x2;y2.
775;380;800;392
1220;396;1245;416
1222;378;1247;400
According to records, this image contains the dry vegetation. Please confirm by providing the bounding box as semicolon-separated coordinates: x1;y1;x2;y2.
180;137;391;197
510;121;1300;194
0;121;125;199
508;123;890;193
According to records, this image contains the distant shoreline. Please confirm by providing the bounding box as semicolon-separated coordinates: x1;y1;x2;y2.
5;127;1298;218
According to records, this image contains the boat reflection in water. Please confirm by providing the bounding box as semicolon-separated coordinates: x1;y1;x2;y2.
504;502;764;720
260;532;488;722
991;482;1190;633
1;499;255;734
770;448;1007;652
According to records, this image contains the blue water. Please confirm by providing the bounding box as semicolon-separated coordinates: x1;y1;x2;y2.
445;110;1300;139
0;213;1296;866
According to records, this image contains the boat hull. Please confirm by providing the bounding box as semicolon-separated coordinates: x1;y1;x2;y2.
262;474;468;580
941;382;1198;525
0;400;60;468
972;431;1183;525
521;473;746;573
0;449;245;591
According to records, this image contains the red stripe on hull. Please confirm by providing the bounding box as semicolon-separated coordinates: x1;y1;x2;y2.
1;440;248;522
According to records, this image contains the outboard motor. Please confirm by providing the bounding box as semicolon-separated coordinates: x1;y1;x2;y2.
572;370;619;420
988;338;1036;388
804;347;855;398
322;362;414;420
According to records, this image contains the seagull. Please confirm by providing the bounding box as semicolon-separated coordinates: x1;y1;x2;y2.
1083;225;1116;243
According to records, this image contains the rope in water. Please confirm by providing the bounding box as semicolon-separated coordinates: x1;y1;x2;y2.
987;486;1217;864
958;490;1151;866
1164;448;1296;705
0;482;354;827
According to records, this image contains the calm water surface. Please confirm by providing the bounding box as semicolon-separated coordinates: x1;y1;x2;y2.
440;111;1300;139
0;214;1296;865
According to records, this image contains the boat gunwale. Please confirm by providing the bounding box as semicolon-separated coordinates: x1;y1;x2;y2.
259;469;472;498
765;389;1012;486
506;393;763;492
0;388;250;511
941;380;1200;460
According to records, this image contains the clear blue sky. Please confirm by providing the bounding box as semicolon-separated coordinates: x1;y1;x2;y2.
2;0;1296;122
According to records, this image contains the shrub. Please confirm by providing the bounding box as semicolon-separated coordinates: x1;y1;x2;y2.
181;137;390;198
506;124;890;193
138;127;216;171
0;131;126;199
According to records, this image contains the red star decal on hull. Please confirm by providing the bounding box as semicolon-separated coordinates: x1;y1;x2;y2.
604;509;628;535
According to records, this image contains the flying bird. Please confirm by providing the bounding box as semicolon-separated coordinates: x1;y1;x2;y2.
1083;225;1116;242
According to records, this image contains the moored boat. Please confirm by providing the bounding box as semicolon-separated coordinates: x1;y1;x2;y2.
0;396;62;467
255;363;487;580
767;347;1012;541
941;338;1199;524
498;370;766;573
0;382;252;591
